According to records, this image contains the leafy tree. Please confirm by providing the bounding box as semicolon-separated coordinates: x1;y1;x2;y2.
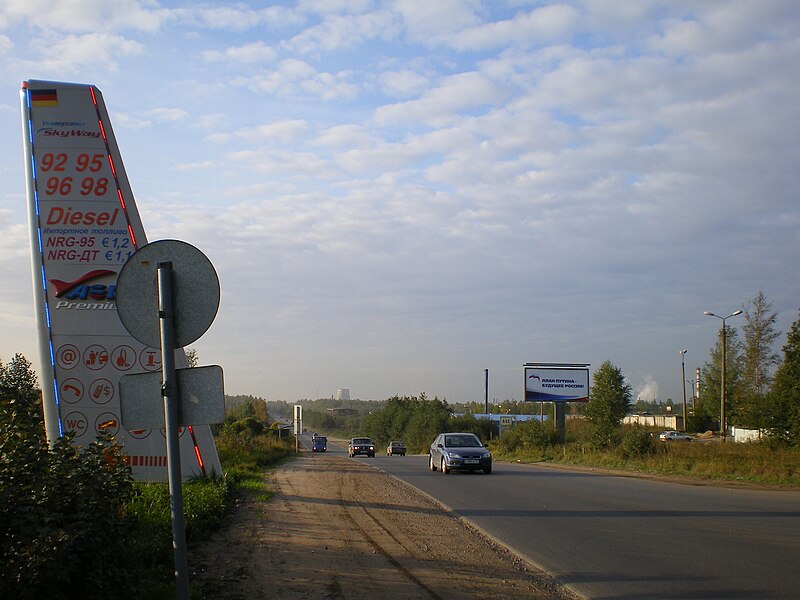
0;353;44;451
765;310;800;444
696;326;743;429
584;361;632;448
185;347;199;368
736;292;781;427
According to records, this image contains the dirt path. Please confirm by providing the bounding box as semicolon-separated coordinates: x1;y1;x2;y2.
189;451;575;599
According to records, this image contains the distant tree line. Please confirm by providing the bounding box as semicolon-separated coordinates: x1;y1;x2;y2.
362;393;494;452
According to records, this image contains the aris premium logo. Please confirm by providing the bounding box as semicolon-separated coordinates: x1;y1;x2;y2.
50;270;117;310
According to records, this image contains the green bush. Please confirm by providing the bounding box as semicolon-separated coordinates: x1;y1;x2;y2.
496;420;558;453
1;354;135;598
225;416;264;436
0;431;135;599
0;354;297;599
620;426;658;459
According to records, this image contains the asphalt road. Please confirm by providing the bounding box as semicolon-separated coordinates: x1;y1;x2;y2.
315;437;800;599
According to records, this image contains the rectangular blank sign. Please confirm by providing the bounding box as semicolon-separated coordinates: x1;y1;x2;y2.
120;365;225;430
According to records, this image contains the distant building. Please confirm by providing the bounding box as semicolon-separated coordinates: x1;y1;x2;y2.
624;414;683;429
472;414;544;423
336;388;350;401
327;407;357;416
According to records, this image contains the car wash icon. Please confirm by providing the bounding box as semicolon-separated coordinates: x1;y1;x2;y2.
83;345;108;370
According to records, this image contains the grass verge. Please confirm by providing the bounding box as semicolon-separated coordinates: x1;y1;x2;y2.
122;431;294;598
492;428;800;487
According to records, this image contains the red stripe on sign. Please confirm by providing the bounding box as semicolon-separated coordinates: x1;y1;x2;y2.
129;455;167;467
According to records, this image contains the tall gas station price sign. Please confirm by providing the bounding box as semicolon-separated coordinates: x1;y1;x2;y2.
20;80;221;481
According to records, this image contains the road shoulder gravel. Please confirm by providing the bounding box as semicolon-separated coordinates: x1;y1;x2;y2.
190;451;576;599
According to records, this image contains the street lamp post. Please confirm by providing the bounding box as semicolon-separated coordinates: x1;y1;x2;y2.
704;309;743;443
679;349;688;431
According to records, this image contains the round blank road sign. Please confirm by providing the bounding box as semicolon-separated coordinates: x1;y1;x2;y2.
116;239;220;348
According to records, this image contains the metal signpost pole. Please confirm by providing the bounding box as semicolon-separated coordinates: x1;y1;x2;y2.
158;262;189;600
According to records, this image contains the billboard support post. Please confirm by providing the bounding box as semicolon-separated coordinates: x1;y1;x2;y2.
554;402;566;443
157;262;189;600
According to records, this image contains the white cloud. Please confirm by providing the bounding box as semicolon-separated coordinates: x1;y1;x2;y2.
202;41;277;64
378;69;430;98
444;4;579;51
374;71;507;126
0;34;13;53
187;5;304;31
25;32;144;73
171;160;215;172
286;9;399;54
112;112;152;129
147;107;189;122
0;0;169;33
235;119;309;143
240;59;360;100
313;124;375;148
393;0;483;43
2;0;799;405
298;0;374;15
650;1;800;56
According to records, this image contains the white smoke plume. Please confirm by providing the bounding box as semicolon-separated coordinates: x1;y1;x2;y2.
635;376;660;403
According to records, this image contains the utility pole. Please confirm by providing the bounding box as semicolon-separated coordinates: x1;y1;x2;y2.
484;369;489;414
704;310;743;443
679;349;688;431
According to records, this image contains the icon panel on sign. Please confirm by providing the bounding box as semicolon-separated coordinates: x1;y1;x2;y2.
140;348;161;371
89;378;114;404
56;344;80;369
62;411;88;437
95;412;119;437
83;345;109;370
111;345;135;371
60;378;84;403
127;428;151;439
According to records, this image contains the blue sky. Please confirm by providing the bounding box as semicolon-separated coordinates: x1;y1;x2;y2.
1;1;799;404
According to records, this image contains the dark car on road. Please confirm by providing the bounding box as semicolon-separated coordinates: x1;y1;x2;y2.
387;440;406;456
311;435;327;452
348;437;375;458
429;432;492;474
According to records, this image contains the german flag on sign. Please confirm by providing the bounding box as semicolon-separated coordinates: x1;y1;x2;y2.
30;89;58;107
